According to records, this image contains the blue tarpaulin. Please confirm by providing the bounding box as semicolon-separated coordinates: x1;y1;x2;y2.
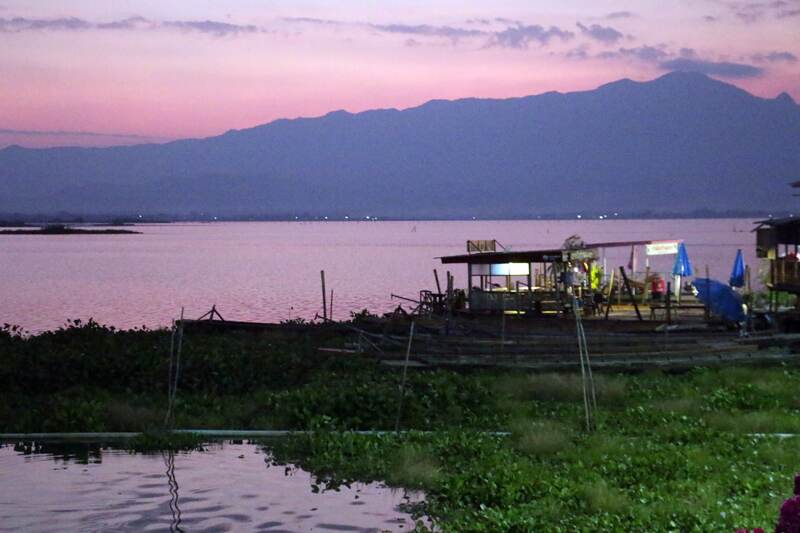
693;278;746;323
672;242;693;277
729;249;745;288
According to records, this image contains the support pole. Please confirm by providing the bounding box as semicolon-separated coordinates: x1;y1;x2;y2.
321;270;327;321
665;281;672;325
704;265;710;322
604;268;616;320
433;269;442;294
394;321;416;433
619;266;643;321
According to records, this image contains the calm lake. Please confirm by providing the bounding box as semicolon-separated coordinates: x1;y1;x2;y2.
0;441;421;532
0;219;758;332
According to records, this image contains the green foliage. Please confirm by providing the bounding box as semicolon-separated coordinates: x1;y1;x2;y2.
128;430;205;452
3;324;800;531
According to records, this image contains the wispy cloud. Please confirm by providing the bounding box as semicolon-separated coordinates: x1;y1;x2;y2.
717;0;800;22
598;45;669;62
283;16;573;49
369;23;483;41
658;58;763;78
593;43;764;78
0;128;168;141
751;50;798;62
488;24;574;48
0;16;92;32
0;16;261;36
576;22;623;44
606;11;635;19
163;20;259;36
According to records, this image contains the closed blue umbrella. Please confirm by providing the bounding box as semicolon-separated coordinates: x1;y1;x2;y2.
672;242;693;277
729;249;745;288
672;242;692;302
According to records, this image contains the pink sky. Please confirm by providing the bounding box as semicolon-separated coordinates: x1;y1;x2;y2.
1;0;798;147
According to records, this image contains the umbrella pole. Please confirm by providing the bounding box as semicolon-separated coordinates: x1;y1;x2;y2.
704;265;710;322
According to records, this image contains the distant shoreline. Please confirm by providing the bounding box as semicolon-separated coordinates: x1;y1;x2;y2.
0;213;782;226
0;227;140;235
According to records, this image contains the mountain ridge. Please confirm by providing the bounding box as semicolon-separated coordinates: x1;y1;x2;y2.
1;72;798;217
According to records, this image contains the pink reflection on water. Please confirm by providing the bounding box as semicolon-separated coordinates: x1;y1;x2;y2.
0;219;758;332
0;442;422;532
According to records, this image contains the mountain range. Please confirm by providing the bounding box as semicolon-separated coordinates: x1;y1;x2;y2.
1;71;798;218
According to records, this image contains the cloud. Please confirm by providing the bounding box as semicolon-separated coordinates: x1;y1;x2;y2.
565;45;590;59
718;0;800;22
0;128;167;140
598;45;669;62
369;23;483;41
96;16;152;30
0;16;92;32
703;15;719;22
0;15;260;36
488;24;574;48
751;50;798;62
606;11;634;19
283;16;573;49
576;22;623;44
163;20;259;36
494;17;522;25
281;17;342;26
658;58;763;78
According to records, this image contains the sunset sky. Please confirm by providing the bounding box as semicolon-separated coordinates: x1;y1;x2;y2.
1;0;798;148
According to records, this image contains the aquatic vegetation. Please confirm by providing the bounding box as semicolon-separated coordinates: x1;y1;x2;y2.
128;430;205;452
3;323;800;530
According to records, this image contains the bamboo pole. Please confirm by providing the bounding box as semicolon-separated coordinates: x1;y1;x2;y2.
704;265;710;322
394;321;416;432
321;270;327;321
604;268;616;320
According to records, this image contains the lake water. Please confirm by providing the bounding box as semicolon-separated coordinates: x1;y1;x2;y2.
0;219;759;332
0;441;421;532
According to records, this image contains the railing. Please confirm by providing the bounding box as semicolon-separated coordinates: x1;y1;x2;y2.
770;258;800;288
469;290;571;313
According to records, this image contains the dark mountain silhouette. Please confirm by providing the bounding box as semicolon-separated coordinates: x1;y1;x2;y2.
1;71;798;217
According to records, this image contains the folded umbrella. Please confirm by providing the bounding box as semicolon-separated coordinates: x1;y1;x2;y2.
729;249;745;288
693;278;746;323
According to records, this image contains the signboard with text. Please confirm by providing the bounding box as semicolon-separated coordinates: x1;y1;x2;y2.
646;241;680;256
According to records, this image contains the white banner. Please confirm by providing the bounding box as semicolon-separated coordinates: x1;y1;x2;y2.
646;241;680;256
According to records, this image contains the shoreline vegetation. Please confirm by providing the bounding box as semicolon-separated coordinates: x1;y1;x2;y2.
3;320;799;531
0;224;140;235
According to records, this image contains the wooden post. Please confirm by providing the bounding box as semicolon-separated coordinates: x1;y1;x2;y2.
394;321;416;433
467;263;473;299
321;270;327;320
433;269;442;294
745;265;751;294
604;268;616;320
704;265;710;322
665;281;672;325
329;289;334;321
619;266;643;321
644;265;651;302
